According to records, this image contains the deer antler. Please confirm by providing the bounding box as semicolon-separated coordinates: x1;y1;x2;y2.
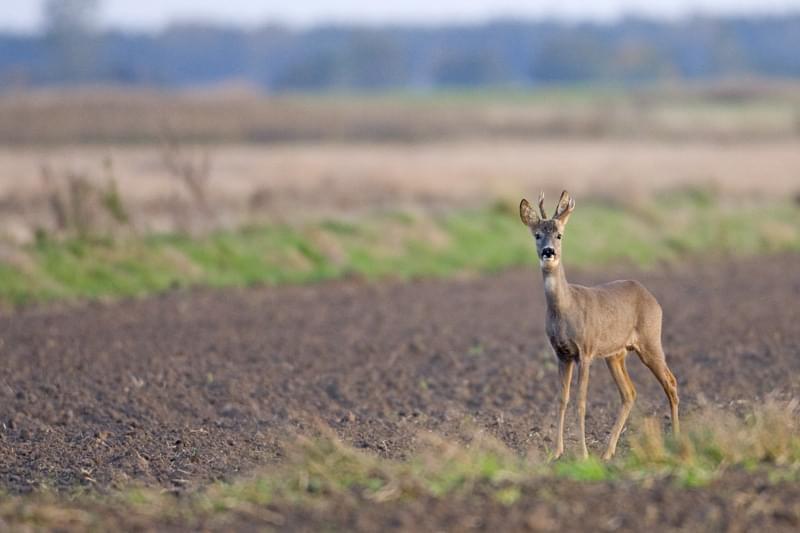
537;191;548;219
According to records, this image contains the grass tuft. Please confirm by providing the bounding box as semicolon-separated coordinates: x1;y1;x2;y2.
553;457;611;482
628;398;800;486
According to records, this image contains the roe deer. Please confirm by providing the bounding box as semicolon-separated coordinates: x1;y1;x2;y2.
520;191;679;460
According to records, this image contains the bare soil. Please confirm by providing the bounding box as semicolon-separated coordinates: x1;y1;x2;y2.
1;255;799;530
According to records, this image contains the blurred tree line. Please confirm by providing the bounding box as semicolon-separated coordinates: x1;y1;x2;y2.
1;0;800;89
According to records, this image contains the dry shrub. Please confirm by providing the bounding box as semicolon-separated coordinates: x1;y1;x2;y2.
159;124;213;212
158;122;218;235
38;157;130;240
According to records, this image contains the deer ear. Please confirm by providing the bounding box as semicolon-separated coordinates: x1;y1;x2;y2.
553;190;575;224
519;198;538;226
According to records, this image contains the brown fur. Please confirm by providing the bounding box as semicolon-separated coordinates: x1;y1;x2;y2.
520;191;679;459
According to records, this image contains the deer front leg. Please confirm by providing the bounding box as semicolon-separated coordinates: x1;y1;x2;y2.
577;356;592;459
555;358;574;459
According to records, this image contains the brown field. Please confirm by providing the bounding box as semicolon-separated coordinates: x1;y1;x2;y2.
2;84;800;145
1;256;799;530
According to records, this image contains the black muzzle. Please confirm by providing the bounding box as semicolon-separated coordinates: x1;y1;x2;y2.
541;247;556;259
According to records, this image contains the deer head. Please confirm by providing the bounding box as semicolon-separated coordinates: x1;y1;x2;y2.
519;190;575;271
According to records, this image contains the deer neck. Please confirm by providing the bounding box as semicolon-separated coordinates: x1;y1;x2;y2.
542;263;571;312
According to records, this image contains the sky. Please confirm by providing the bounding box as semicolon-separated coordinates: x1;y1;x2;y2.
2;0;800;33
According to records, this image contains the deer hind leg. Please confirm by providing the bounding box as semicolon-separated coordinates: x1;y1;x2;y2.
603;350;637;460
576;357;593;459
635;341;680;435
554;358;574;459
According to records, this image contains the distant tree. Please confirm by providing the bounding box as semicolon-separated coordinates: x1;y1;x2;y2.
44;0;100;34
531;32;611;83
43;0;101;82
433;50;505;87
275;50;346;90
2;12;800;88
345;32;407;89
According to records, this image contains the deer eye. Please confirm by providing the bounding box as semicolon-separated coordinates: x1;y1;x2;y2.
557;234;562;240
534;233;541;240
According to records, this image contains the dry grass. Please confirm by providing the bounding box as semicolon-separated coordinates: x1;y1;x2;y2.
2;139;800;244
630;397;800;485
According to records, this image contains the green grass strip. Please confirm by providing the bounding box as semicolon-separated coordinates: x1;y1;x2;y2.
1;196;799;306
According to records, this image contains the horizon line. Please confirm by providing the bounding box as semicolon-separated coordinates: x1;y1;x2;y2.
2;7;800;36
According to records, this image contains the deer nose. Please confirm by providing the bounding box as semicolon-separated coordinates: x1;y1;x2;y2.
541;247;556;259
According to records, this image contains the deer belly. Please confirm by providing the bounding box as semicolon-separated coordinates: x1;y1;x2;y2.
549;336;579;362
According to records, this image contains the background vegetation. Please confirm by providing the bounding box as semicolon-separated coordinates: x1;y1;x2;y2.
4;9;800;89
2;190;799;306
